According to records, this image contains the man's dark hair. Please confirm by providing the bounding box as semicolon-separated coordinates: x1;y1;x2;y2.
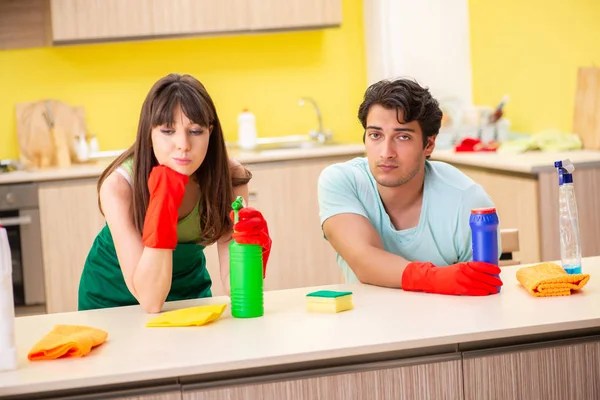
358;78;443;148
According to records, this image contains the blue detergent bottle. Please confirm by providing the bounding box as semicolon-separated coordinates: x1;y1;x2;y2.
470;207;500;292
554;159;582;274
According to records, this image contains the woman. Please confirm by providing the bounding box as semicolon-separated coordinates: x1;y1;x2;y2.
78;73;271;313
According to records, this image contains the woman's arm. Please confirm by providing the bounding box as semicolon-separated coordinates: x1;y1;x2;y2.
99;171;173;313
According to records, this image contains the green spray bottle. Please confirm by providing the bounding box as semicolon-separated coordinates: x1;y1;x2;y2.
230;196;264;318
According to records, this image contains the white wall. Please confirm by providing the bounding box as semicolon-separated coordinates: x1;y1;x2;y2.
363;0;473;106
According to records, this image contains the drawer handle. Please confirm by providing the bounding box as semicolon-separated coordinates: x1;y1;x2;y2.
248;192;258;202
0;216;32;227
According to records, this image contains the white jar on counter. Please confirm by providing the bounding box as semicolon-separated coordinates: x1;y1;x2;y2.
0;226;18;372
237;109;258;151
88;133;100;154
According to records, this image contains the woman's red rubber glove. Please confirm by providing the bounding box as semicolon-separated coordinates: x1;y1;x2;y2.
141;165;189;249
401;261;502;296
230;208;272;278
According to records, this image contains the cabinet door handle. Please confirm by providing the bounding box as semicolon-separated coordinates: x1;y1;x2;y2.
0;215;32;227
248;192;258;202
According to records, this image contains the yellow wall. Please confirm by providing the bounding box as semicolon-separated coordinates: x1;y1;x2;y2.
0;0;366;160
469;0;600;134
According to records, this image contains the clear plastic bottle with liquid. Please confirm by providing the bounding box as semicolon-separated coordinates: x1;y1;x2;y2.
554;159;582;274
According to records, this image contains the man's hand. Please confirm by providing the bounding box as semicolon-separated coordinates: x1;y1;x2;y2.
401;261;502;296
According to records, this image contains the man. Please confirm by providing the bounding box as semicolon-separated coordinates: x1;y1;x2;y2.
318;78;502;296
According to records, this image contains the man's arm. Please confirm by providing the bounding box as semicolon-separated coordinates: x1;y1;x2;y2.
318;165;502;296
322;214;410;288
317;163;410;288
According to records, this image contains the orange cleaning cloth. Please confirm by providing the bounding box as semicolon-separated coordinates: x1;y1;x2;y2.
28;325;108;361
516;262;590;297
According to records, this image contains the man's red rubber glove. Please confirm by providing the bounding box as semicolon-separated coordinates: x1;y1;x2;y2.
230;208;272;278
142;165;189;249
401;261;503;296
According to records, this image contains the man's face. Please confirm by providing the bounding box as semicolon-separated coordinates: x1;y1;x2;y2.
364;104;435;188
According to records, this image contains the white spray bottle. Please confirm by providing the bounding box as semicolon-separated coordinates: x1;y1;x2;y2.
554;159;582;274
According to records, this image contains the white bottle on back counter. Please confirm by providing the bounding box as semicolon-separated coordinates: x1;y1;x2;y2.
0;226;18;372
237;109;258;151
88;133;100;154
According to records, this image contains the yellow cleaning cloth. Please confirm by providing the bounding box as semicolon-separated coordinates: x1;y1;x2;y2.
28;325;108;361
516;262;590;297
146;304;227;327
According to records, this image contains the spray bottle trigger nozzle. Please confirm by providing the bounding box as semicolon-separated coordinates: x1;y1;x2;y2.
562;159;575;173
554;159;575;174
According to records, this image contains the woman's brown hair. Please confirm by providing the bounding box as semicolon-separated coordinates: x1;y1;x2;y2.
97;73;251;246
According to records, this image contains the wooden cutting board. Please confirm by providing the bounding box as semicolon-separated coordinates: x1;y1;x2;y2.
15;100;87;169
573;67;600;150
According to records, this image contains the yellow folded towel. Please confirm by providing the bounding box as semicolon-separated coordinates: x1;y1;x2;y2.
146;304;227;327
516;262;590;297
28;325;108;361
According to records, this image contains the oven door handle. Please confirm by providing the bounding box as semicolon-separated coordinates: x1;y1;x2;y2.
0;216;32;227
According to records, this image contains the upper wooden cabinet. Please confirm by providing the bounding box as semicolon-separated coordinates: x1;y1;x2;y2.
247;0;342;31
0;0;52;50
151;0;251;37
50;0;155;42
50;0;342;44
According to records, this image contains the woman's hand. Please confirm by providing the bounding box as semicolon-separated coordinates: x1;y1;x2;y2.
142;165;189;249
230;207;272;278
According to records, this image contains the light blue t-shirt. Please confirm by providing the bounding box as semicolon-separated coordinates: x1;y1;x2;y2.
317;157;500;283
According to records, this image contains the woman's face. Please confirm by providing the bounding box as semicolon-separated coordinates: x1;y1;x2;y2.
150;104;211;176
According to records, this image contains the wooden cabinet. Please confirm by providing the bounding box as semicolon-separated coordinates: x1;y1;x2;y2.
84;384;182;400
0;0;52;50
37;154;356;310
151;0;250;37
38;178;105;313
457;166;540;264
182;357;463;400
49;0;341;44
463;339;600;400
206;156;348;296
538;167;600;262
247;158;345;291
50;0;154;42
446;163;600;264
247;0;342;31
3;0;341;48
112;392;181;400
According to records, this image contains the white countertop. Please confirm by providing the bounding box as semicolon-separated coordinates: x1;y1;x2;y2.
0;144;365;185
431;148;600;174
1;257;599;397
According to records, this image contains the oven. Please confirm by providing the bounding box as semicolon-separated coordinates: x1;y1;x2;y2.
0;183;45;309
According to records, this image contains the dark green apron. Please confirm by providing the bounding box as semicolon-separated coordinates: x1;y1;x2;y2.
78;224;212;311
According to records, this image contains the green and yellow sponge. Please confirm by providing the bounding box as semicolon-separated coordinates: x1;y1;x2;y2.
306;290;354;313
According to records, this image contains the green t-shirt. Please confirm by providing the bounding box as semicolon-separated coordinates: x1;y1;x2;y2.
117;157;202;243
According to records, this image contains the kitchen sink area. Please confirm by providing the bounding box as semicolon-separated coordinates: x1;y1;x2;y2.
226;134;339;153
224;135;361;162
